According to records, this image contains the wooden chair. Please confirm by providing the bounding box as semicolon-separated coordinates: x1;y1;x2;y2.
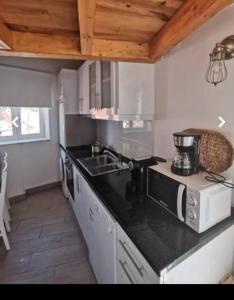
0;160;10;250
2;152;10;211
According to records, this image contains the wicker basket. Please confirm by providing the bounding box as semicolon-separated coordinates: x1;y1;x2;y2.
184;129;234;173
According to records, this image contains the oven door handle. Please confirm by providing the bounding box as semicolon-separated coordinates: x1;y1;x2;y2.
177;184;185;222
64;164;72;175
60;158;65;181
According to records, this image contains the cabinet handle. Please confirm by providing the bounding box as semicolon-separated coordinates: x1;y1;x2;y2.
119;239;144;277
89;208;93;221
119;260;134;284
79;97;82;112
76;174;79;194
95;93;97;110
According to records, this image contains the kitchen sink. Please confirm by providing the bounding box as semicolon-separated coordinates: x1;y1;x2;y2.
77;152;129;176
78;154;117;168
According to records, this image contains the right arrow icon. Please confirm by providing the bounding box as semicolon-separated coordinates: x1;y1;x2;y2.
218;116;226;128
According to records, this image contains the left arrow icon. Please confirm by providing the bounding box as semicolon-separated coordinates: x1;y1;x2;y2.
12;116;19;128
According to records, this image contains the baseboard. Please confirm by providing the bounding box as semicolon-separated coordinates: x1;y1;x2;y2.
9;194;26;204
26;181;61;195
9;181;61;203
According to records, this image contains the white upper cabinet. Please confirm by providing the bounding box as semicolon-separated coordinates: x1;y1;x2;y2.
58;69;79;114
81;61;155;120
113;62;155;121
78;61;92;115
77;60;155;120
88;61;114;120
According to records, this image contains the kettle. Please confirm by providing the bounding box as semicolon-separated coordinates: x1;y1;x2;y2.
92;141;103;155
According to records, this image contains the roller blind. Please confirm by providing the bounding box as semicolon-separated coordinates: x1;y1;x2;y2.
0;65;52;107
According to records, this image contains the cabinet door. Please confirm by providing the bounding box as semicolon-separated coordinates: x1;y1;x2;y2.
78;66;83;114
73;166;90;245
89;202;116;284
116;62;155;117
73;167;84;230
89;62;96;110
117;259;137;284
58;101;66;148
83;62;91;114
163;225;234;284
59;69;79;114
101;61;111;109
58;71;63;100
78;62;90;115
117;225;159;284
96;61;102;109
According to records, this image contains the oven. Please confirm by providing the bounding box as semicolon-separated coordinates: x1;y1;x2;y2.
65;155;74;201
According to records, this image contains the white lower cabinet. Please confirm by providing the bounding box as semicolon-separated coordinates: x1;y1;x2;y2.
162;225;234;284
73;165;116;284
72;164;234;285
117;225;159;284
73;165;90;245
86;186;116;284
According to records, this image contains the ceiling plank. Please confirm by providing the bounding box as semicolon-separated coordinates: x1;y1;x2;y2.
77;0;96;55
0;17;13;49
92;39;151;62
150;0;231;60
0;30;152;62
96;0;178;19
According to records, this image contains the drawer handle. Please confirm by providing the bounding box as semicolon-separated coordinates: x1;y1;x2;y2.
119;260;134;284
119;239;144;277
76;174;79;194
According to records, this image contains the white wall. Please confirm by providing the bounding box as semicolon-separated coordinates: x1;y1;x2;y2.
154;5;234;205
97;120;154;159
0;57;82;198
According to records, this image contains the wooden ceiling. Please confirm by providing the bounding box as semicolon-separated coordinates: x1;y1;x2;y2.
0;0;231;62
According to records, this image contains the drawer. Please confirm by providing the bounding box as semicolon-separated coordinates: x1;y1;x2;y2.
117;225;159;284
117;258;136;284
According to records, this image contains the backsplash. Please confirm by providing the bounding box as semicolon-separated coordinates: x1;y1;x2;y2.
97;120;154;159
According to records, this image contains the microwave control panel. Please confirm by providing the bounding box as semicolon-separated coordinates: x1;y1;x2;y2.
186;189;200;232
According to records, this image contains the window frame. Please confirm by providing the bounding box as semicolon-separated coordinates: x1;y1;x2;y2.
0;107;50;145
122;120;150;133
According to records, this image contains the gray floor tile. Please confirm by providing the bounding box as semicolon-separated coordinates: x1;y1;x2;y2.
40;221;79;238
1;267;55;284
0;187;95;284
53;259;97;284
19;214;65;229
28;244;88;271
61;230;86;248
8;226;42;242
0;252;32;280
5;235;62;256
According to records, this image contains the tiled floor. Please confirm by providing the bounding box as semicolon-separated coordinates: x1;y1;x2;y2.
0;187;97;284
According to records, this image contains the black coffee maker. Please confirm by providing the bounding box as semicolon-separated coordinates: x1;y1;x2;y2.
171;132;201;176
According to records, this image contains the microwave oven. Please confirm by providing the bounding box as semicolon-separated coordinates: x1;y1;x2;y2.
147;162;232;233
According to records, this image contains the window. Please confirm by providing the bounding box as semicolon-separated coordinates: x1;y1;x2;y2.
0;107;49;144
123;120;145;129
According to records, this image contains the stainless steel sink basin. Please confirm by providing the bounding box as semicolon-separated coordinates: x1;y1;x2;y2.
77;152;128;176
78;154;117;168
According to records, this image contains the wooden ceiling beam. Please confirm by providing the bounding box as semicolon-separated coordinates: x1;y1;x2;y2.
150;0;232;60
77;0;96;55
0;17;13;50
0;30;152;62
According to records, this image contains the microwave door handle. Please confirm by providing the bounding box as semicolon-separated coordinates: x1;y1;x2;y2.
177;184;185;222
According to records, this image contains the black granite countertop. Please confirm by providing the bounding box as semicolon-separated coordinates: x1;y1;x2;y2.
66;145;234;277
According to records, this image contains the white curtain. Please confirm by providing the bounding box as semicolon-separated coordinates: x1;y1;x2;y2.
0;65;52;107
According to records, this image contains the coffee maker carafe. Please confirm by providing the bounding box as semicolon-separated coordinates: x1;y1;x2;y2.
171;132;201;176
